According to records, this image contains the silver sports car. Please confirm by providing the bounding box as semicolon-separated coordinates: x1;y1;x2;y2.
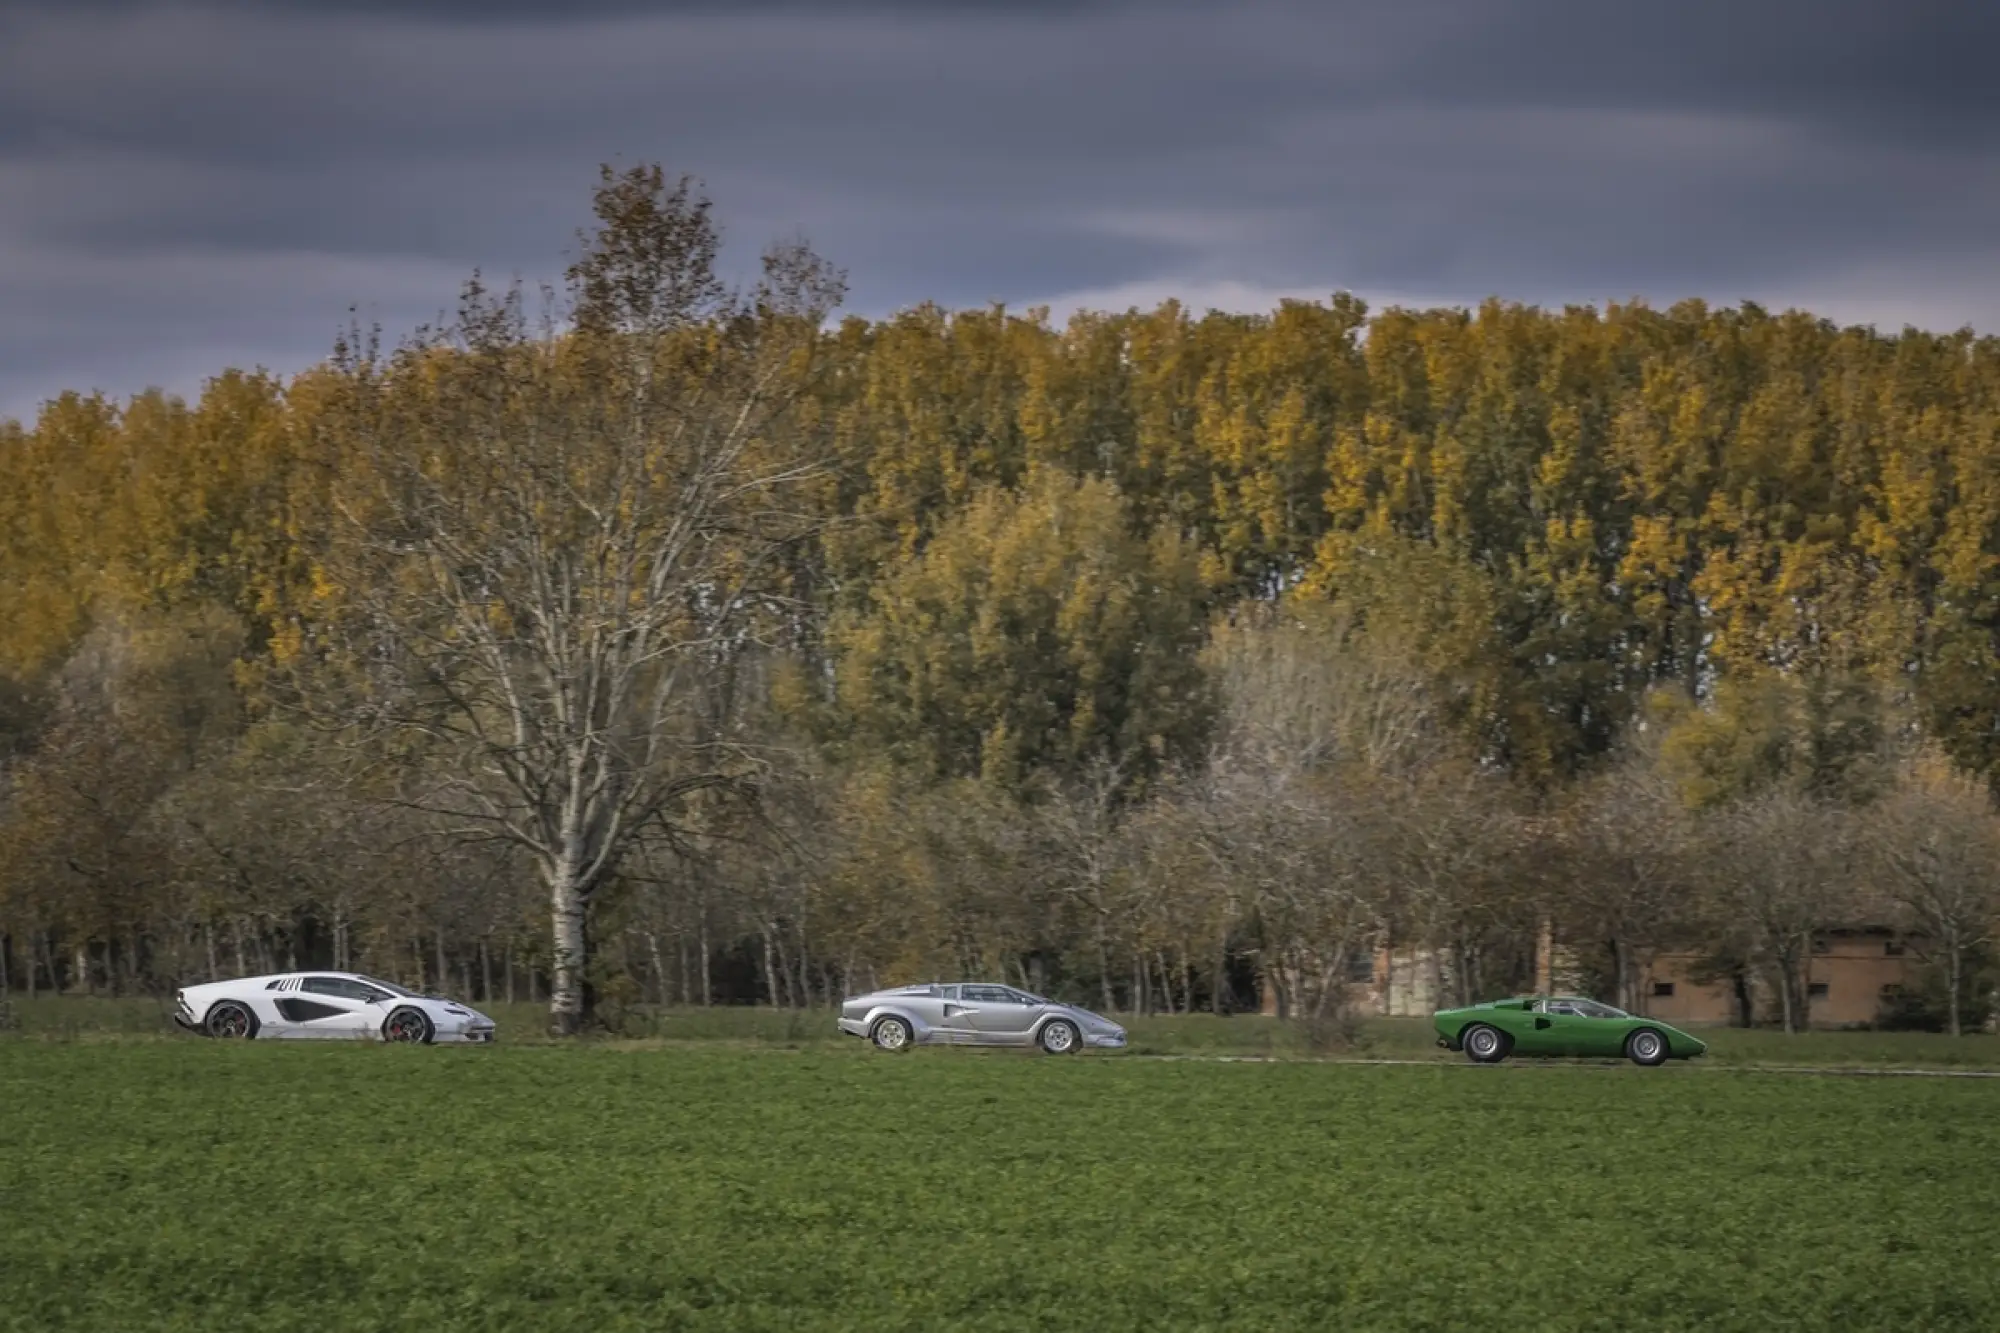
838;982;1127;1054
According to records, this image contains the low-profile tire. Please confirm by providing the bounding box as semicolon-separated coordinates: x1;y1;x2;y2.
383;1007;434;1045
205;1001;258;1040
1461;1023;1508;1064
1038;1019;1080;1055
1626;1028;1669;1067
870;1015;914;1052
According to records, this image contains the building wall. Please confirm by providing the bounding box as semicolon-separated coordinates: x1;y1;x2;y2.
1257;945;1439;1017
1259;931;1924;1028
1641;932;1922;1029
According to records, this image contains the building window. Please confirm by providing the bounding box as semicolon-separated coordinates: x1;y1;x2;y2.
1651;982;1676;998
1884;940;1906;957
1811;938;1830;954
1346;952;1375;983
1807;983;1829;999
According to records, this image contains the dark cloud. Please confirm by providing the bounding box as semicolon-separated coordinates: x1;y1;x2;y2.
2;0;1993;423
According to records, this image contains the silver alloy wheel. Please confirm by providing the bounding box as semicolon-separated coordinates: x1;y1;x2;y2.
207;1002;253;1039
1464;1024;1503;1063
1629;1029;1666;1066
872;1016;912;1051
1040;1019;1079;1054
385;1007;433;1044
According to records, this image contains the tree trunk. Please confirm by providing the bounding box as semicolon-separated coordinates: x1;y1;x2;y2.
1535;914;1553;995
1096;924;1114;1015
1946;941;1964;1039
549;876;590;1036
1212;940;1228;1015
760;927;779;1008
1775;957;1797;1035
794;923;813;1008
700;919;712;1006
647;933;666;1007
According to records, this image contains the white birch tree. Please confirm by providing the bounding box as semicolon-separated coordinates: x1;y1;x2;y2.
289;165;843;1033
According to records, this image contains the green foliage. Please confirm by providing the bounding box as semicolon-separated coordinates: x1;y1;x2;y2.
1652;671;1891;808
7;1043;2000;1330
831;469;1212;787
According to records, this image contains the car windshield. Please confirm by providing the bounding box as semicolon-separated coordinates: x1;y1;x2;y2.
354;974;421;998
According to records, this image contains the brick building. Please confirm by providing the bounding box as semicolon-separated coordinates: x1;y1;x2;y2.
1262;926;1931;1029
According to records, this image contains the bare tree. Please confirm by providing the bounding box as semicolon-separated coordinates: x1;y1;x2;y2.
1709;791;1857;1033
1861;753;2000;1037
292;165;844;1033
1556;743;1700;1013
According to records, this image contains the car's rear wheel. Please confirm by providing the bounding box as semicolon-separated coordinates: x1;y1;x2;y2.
1039;1019;1080;1055
384;1007;434;1044
1462;1023;1508;1064
870;1015;913;1052
205;1001;257;1040
1626;1028;1669;1067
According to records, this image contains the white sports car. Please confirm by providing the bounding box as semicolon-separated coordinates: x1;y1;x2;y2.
174;971;498;1044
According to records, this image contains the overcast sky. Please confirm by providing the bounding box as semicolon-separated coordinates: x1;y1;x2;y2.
3;0;1995;424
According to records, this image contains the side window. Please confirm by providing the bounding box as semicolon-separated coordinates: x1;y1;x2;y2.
303;976;382;1002
963;985;1013;1004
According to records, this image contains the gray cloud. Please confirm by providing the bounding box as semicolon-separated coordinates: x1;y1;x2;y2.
2;0;1994;422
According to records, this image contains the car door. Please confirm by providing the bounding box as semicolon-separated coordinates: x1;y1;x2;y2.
917;986;972;1043
958;985;1041;1045
1567;1000;1635;1057
272;976;383;1039
1523;1001;1594;1055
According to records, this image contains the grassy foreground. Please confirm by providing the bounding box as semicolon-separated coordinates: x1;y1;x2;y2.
4;1042;1997;1331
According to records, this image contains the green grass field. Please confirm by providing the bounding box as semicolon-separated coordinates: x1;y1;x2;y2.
4;1036;1998;1331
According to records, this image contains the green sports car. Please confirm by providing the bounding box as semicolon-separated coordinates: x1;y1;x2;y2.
1433;995;1708;1066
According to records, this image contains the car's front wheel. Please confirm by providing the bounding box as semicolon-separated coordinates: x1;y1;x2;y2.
205;1001;257;1040
1038;1019;1080;1055
384;1007;434;1044
1461;1023;1508;1064
1626;1028;1669;1067
870;1015;913;1052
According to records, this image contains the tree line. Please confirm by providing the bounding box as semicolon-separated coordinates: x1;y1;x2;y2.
3;165;1998;1034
